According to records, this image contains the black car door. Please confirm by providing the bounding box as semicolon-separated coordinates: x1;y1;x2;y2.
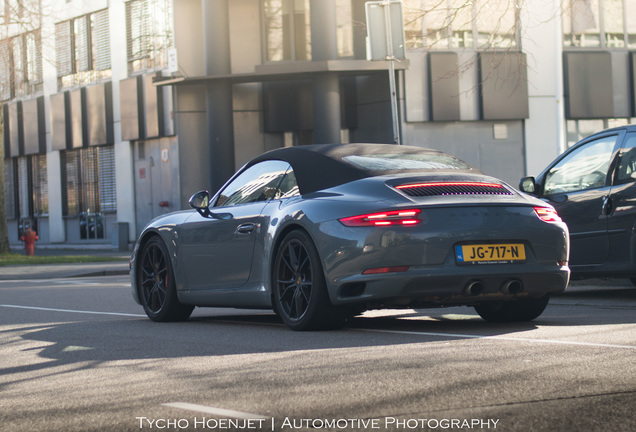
540;131;623;267
605;132;636;269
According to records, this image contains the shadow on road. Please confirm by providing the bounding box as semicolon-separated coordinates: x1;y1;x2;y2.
0;306;535;385
2;284;635;389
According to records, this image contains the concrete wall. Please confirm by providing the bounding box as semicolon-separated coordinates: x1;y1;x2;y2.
404;121;525;186
401;46;526;184
351;74;394;144
520;0;566;177
175;84;210;206
173;0;205;77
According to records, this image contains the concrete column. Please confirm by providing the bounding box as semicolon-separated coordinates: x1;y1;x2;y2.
109;0;137;242
202;0;235;190
520;0;566;176
310;0;341;144
310;0;338;62
313;74;341;144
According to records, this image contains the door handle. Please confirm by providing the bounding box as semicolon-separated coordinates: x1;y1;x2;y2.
236;223;256;234
602;196;613;215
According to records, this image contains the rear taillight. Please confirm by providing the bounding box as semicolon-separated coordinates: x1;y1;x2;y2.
339;209;422;227
395;181;505;190
534;207;562;223
362;266;409;275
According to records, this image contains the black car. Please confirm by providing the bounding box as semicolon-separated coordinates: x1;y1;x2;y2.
520;125;636;282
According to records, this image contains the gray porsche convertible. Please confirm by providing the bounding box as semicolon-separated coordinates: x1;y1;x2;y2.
130;144;570;330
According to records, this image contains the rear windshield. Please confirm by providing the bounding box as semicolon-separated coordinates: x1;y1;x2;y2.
343;154;472;171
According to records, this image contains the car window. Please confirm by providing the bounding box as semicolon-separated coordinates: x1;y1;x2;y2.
277;168;300;199
214;160;292;207
615;134;636;186
343;153;472;171
544;135;617;195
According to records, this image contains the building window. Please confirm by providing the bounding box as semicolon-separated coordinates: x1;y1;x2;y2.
55;9;111;88
403;0;518;50
604;0;625;47
33;154;48;216
628;0;636;47
98;146;117;212
16;157;29;221
4;159;16;220
336;0;354;58
566;118;634;147
60;146;116;240
126;0;174;75
0;30;43;101
4;155;47;235
563;0;602;47
475;0;517;49
563;0;636;48
403;0;426;49
0;39;11;100
263;0;311;62
61;146;116;217
447;0;474;49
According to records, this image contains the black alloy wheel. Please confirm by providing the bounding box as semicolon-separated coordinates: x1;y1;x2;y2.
138;236;194;322
474;295;550;322
273;230;345;331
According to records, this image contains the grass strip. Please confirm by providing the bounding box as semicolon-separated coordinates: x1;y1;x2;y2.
0;253;127;266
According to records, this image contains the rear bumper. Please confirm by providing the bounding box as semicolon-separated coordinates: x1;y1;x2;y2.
316;205;569;308
329;262;570;307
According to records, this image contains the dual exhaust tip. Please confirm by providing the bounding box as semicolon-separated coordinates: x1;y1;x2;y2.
465;279;523;296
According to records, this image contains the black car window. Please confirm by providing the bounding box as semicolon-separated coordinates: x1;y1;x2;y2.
544;135;617;195
615;134;636;186
215;160;291;207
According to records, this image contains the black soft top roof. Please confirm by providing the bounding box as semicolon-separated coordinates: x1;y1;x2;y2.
247;143;472;194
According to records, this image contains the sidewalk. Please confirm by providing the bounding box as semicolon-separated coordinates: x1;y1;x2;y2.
0;246;131;281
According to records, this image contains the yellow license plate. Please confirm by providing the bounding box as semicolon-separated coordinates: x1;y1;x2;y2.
456;243;526;264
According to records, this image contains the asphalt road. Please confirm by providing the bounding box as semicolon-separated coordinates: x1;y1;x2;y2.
1;275;635;432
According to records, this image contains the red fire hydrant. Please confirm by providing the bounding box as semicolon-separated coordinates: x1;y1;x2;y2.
20;228;38;256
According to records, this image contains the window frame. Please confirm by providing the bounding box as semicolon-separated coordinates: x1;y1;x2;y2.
403;0;520;51
213;161;298;208
562;0;636;49
60;145;117;218
261;0;312;62
125;0;175;75
55;9;112;89
613;133;636;186
543;133;620;196
0;30;43;101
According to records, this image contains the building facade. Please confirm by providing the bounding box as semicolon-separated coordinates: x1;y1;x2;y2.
2;0;636;248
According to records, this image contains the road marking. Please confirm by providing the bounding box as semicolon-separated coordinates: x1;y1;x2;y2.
0;304;145;318
163;402;269;420
358;328;636;350
2;303;634;350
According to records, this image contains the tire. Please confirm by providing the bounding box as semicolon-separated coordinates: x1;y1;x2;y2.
137;236;194;322
474;296;550;322
272;230;346;331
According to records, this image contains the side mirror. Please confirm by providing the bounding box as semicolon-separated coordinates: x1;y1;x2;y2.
519;176;537;195
189;190;210;209
188;190;233;220
189;191;211;217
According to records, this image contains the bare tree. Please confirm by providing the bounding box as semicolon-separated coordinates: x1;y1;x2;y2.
0;0;44;254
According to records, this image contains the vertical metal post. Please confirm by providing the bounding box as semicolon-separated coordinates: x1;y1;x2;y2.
383;2;401;145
